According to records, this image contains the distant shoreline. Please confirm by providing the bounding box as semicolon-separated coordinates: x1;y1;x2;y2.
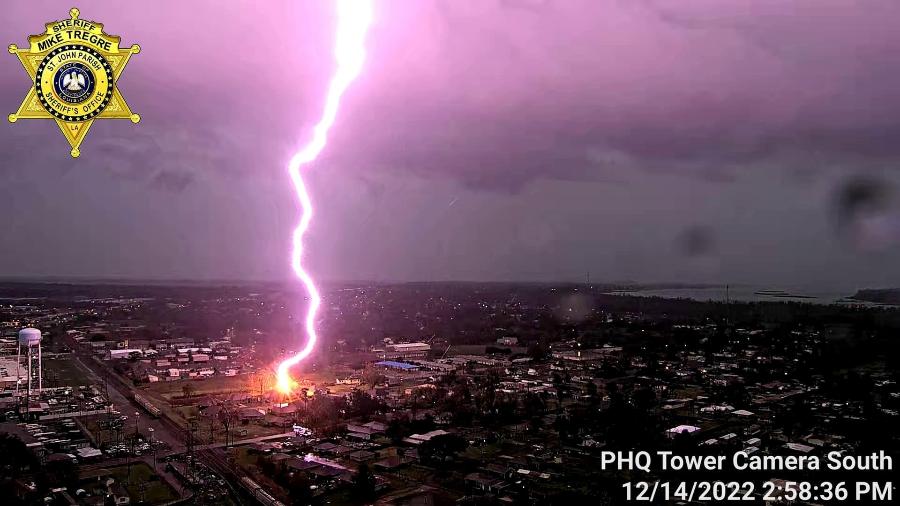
850;288;900;305
608;285;898;307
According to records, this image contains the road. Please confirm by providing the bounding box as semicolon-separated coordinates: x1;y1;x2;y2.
65;336;284;505
69;353;184;451
68;352;191;499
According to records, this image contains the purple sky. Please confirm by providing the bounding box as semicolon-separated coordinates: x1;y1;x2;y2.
3;0;900;290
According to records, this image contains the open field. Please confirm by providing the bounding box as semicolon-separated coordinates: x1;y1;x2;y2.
43;357;94;387
80;463;177;505
110;463;178;504
142;369;342;400
143;376;255;399
175;407;286;443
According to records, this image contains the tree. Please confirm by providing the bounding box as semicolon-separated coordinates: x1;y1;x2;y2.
585;381;599;405
527;342;548;361
0;433;39;503
218;406;238;446
521;392;546;416
0;433;38;475
287;471;318;506
361;367;385;388
352;463;376;502
182;383;195;399
722;382;750;407
419;433;468;463
348;389;382;418
40;458;78;491
632;387;657;412
386;416;410;443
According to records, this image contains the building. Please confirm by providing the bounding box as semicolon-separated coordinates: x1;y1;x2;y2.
106;348;143;360
403;429;450;445
551;347;622;363
383;342;431;359
347;421;386;440
0;338;18;355
666;425;700;438
497;337;519;346
375;361;420;371
0;357;24;390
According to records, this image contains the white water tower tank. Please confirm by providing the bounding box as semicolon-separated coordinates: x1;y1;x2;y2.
18;327;42;347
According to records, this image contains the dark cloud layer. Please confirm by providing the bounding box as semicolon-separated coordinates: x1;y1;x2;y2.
323;0;900;191
2;0;900;288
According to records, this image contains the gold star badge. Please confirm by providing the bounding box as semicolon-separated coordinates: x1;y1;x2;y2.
8;7;140;158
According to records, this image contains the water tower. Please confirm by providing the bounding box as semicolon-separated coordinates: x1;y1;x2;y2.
16;328;42;403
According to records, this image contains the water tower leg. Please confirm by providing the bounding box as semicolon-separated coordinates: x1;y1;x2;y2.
38;343;42;391
16;343;21;396
27;348;32;417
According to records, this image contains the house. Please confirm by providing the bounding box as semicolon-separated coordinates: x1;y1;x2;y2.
347;422;385;440
238;408;265;422
374;456;411;471
363;421;387;432
285;458;320;472
403;430;449;445
665;425;700;438
313;442;337;453
349;450;376;462
465;472;507;494
106;349;143;360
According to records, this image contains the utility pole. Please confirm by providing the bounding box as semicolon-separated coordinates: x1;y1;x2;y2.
185;418;198;483
148;426;156;469
128;411;140;484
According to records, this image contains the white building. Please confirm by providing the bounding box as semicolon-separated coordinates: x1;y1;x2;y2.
106;349;143;360
384;342;431;359
0;357;24;390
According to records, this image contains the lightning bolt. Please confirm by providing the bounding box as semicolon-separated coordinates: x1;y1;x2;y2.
276;0;373;395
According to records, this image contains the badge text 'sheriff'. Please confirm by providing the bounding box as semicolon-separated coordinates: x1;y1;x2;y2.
8;7;140;157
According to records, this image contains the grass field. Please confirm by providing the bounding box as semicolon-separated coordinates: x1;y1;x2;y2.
143;376;253;399
142;369;345;400
172;406;286;443
82;462;178;504
107;463;178;504
43;357;94;387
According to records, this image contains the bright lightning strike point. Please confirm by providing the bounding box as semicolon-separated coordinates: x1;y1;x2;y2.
275;0;373;395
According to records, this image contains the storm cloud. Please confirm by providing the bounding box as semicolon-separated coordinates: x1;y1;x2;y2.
2;0;900;289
